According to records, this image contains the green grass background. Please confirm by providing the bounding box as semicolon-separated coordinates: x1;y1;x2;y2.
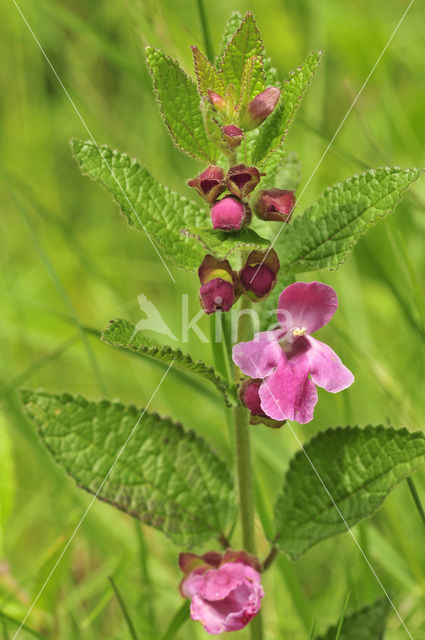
1;0;425;638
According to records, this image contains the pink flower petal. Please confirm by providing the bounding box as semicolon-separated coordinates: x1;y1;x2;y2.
190;595;225;634
232;331;283;378
259;354;318;424
200;563;245;601
306;336;354;392
277;282;338;335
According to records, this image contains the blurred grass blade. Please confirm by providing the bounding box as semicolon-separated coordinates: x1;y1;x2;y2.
334;592;351;640
108;576;140;640
407;477;425;531
0;613;9;640
134;523;157;633
3;175;107;394
196;0;214;61
0;612;46;640
161;601;190;640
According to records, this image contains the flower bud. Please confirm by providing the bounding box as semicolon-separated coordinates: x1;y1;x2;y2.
210;196;251;231
245;87;281;129
254;188;295;222
179;550;264;634
239;249;280;301
187;165;226;204
207;89;226;112
240;378;286;428
222;124;243;148
198;254;239;314
226;164;261;200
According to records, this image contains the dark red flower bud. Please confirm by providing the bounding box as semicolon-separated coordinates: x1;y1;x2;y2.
198;254;239;314
254;188;295;222
210;196;251;231
246;87;281;129
240;378;285;428
188;165;226;204
239;249;280;302
207;90;226;112
222;124;243;148
226;164;261;200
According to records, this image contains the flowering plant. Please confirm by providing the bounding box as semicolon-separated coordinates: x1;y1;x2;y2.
20;9;425;639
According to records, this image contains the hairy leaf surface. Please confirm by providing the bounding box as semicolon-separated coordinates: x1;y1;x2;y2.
145;47;216;161
220;12;265;98
21;390;236;547
275;425;425;559
102;319;238;406
276;167;422;273
252;51;322;164
71;139;206;271
316;598;389;640
184;227;269;259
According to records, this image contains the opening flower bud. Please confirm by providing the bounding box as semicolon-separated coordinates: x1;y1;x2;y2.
210;196;251;231
187;165;226;204
199;279;235;314
179;550;264;634
254;188;295;222
226;164;261;200
222;124;243;148
239;249;280;301
198;254;239;314
207;89;226;112
245;87;281;129
240;378;285;428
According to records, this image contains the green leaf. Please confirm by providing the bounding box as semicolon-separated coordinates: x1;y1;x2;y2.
184;227;270;259
260;149;302;191
315;598;390;640
0;414;15;555
252;51;322;164
216;12;243;67
220;12;265;99
274;425;425;559
71;139;206;271
101;319;238;407
192;46;224;97
21;390;236;547
145;46;216;162
276;167;422;274
235;56;264;117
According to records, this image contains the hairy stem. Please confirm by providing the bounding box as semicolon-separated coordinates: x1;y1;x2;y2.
233;292;263;639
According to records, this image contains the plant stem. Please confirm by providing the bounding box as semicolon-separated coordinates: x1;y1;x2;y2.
209;313;230;381
196;0;214;62
407;477;425;531
262;545;279;571
233;293;263;639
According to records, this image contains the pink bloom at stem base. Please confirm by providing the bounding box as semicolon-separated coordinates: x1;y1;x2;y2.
179;550;264;635
232;282;354;424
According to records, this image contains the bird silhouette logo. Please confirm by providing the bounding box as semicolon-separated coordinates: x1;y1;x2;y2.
130;294;178;342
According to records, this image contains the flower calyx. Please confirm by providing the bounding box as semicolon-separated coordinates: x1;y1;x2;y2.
198;254;240;314
188;165;226;204
254;188;295;222
239;249;280;302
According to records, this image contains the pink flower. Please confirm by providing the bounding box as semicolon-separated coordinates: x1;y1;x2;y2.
179;550;264;635
232;282;354;424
